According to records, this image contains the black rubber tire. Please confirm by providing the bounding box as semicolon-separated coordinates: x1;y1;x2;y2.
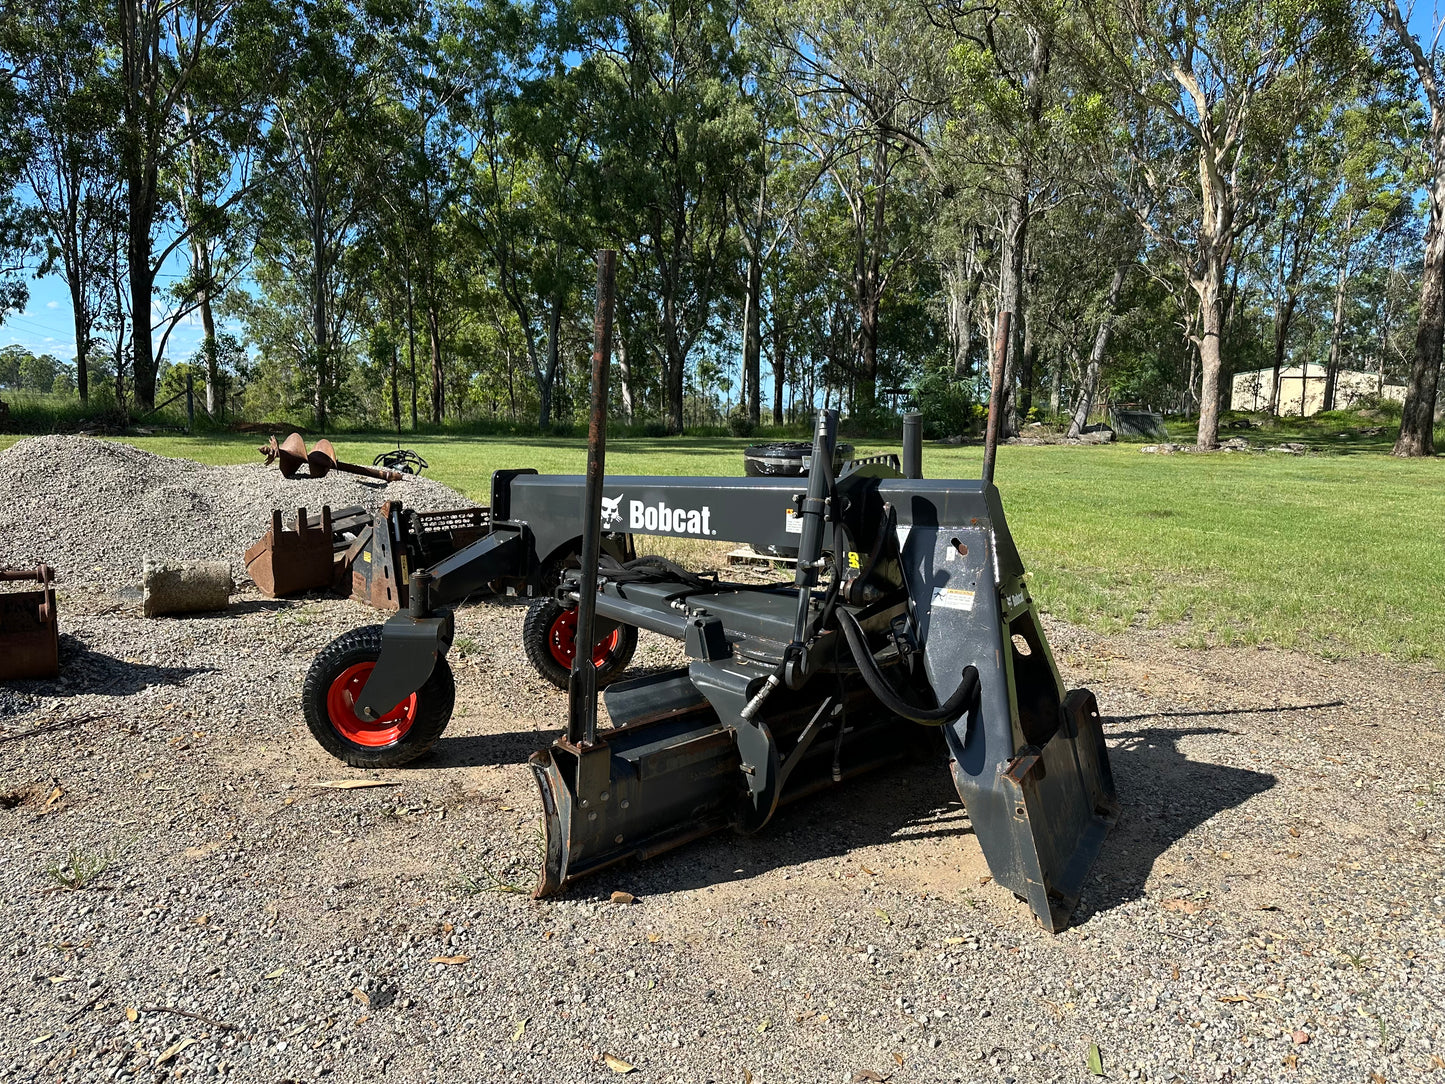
742;440;854;477
522;598;638;691
302;625;455;768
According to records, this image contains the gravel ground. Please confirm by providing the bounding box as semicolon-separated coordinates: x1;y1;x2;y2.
0;436;468;586
1;578;1441;1084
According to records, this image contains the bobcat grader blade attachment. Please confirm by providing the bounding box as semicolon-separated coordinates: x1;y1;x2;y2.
529;674;920;894
299;280;1119;931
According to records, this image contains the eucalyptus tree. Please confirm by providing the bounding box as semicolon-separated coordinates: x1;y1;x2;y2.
2;0;122;403
371;2;470;424
115;0;280;410
454;0;595;430
1374;0;1445;455
1257;124;1329;415
1315;81;1416;411
907;0;1109;435
770;0;949;415
1073;0;1358;448
582;0;757;433
245;0;390;428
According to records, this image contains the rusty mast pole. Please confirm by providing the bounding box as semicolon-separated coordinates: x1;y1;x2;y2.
982;310;1012;486
567;249;617;748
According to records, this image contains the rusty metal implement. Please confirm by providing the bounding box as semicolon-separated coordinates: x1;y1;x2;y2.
244;508;338;597
258;433;405;483
0;565;60;680
258;433;310;478
306;439;405;483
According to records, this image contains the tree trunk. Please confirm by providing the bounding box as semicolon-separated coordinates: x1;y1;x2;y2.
617;333;635;423
69;275;90;405
741;172;765;427
998;184;1029;437
946;237;984;380
770;319;785;426
1323;256;1349;412
1395;212;1443;456
1195;271;1225;448
311;178;328;431
852;139;887;415
128;208;157;411
121;10;159;413
389;341;401;433
1017;310;1037;420
742;252;762;426
428;301;443;424
405;273;419;430
1068;260;1129;438
662;290;684;434
193;240;218;416
1268;293;1298;417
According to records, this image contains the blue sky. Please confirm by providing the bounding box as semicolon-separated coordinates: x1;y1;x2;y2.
3;264;214;366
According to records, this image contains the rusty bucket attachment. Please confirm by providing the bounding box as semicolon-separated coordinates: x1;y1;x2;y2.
244;508;336;596
0;565;60;680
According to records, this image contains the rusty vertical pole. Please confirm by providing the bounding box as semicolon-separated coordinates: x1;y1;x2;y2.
982;309;1012;486
567;249;617;747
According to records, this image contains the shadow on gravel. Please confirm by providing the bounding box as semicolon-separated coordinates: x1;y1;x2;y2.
426;728;553;768
1108;700;1343;722
576;755;969;897
1071;725;1277;924
1;634;216;708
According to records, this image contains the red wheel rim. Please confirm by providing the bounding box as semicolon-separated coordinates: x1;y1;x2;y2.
326;661;417;747
547;608;622;670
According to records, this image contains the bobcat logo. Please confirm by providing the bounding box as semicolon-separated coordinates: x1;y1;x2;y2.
600;493;624;528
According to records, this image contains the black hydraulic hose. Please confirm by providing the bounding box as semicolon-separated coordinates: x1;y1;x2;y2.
836;607;980;726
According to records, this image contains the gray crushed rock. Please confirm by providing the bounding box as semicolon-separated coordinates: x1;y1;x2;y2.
0;435;470;587
0;586;1440;1084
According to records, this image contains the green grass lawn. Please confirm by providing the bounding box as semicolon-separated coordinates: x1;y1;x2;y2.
3;426;1441;662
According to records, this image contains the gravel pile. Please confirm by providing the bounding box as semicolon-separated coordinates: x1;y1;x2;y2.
0;436;470;586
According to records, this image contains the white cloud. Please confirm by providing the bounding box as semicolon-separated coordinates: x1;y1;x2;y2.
45;300;60;309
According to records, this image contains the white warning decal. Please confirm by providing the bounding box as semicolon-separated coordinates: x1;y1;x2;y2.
931;587;975;612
